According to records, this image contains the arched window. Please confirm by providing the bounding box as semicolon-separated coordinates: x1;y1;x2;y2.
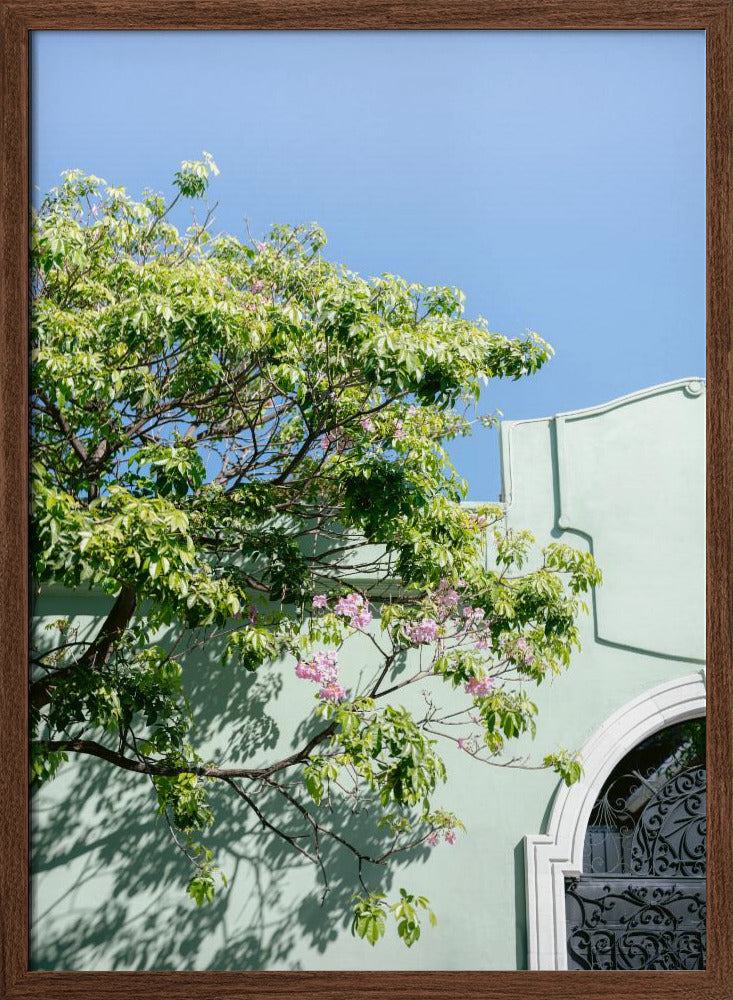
565;718;706;970
524;671;706;971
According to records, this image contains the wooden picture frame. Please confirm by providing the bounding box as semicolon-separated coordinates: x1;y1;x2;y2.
1;3;730;998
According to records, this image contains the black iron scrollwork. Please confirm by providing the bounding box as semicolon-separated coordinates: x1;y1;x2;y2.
565;722;706;971
566;876;706;970
629;766;706;878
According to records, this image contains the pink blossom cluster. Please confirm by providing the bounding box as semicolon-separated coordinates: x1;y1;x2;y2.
472;512;489;529
320;430;338;451
312;594;328;609
387;406;420;442
360;416;375;432
334;592;372;629
295;650;338;685
320;429;353;454
294;651;347;703
461;605;485;621
319;683;347;703
406;617;439;645
427;830;457;847
464;675;495;698
434;578;460;610
250;279;265;294
511;636;535;667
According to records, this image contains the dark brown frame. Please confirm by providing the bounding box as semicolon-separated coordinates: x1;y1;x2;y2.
1;2;730;997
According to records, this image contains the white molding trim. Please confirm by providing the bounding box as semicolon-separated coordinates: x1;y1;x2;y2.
524;669;706;970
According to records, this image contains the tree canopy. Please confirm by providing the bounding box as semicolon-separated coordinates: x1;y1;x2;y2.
30;155;600;946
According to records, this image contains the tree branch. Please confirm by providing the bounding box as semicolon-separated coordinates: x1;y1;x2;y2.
30;584;137;711
35;719;338;781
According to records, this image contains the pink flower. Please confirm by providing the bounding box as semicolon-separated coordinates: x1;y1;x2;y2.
295;660;317;681
464;676;495;697
457;738;467;750
334;592;372;629
427;832;440;847
255;241;267;252
407;405;418;417
444;831;457;845
473;513;489;529
320;429;352;454
407;617;439;645
437;578;462;597
295;650;339;686
475;637;490;650
251;279;265;293
313;650;338;680
248;604;258;625
510;636;535;666
393;420;405;440
318;683;347;703
350;610;373;629
334;593;362;615
360;416;375;432
435;588;459;609
312;594;328;609
461;605;486;625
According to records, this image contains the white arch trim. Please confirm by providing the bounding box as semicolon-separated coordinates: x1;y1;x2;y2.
524;669;706;970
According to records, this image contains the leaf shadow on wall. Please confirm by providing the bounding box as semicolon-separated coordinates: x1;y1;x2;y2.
31;635;431;970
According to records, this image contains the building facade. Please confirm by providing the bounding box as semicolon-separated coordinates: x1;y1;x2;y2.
31;378;706;971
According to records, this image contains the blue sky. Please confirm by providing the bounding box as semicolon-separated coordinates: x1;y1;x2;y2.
32;31;705;499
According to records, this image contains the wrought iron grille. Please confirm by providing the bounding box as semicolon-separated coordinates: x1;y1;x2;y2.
565;720;706;970
566;875;706;970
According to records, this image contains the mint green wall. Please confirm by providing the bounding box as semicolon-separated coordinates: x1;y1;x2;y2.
31;379;705;970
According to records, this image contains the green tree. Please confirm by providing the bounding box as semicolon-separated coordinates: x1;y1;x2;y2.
30;155;600;946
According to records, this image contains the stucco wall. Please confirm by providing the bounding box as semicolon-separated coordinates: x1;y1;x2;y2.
30;378;705;970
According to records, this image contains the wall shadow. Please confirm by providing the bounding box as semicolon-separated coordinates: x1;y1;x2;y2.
31;620;431;970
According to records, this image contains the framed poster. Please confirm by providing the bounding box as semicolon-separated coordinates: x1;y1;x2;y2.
1;3;730;999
